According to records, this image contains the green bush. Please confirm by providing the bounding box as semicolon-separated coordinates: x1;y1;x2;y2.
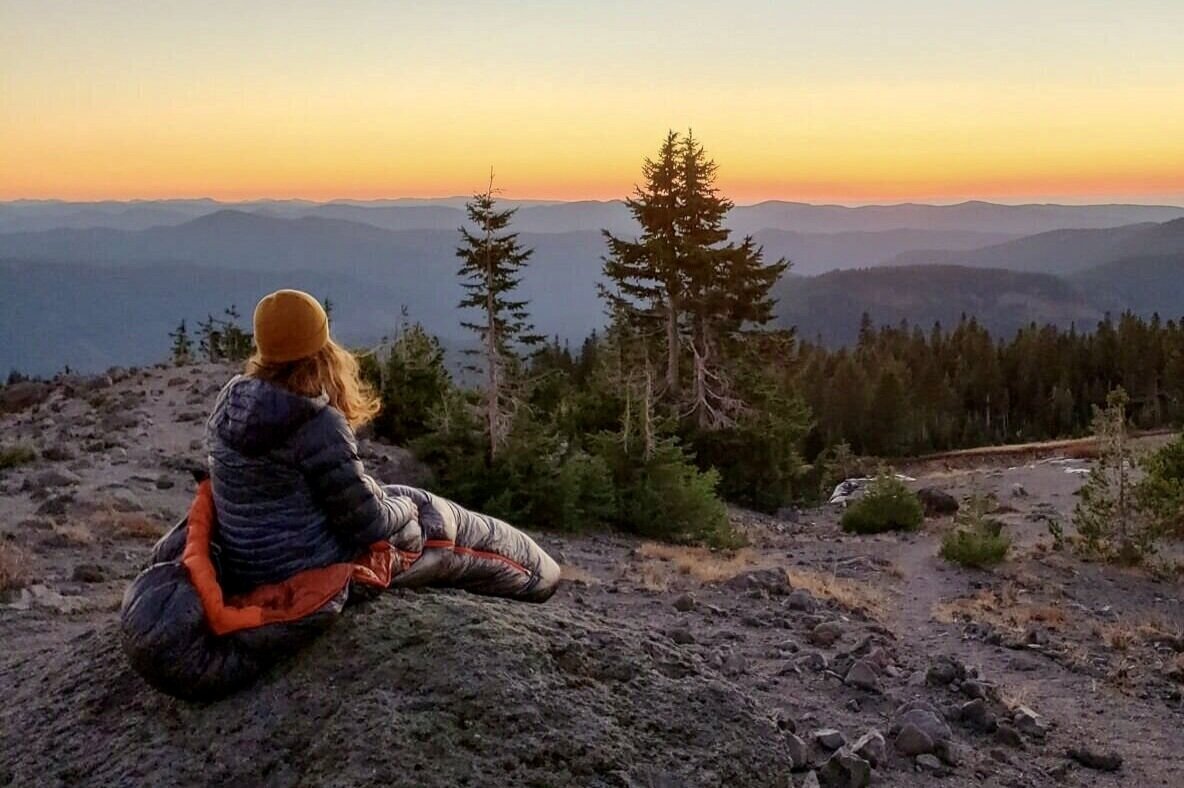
0;444;36;470
840;474;924;534
940;527;1011;568
1136;433;1184;538
939;494;1011;568
591;432;738;548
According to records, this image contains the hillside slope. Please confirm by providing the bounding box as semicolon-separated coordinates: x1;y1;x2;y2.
775;265;1102;345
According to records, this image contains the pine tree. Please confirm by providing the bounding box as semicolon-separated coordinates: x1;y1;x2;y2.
456;173;541;459
602;130;684;396
169;320;194;366
1073;388;1153;563
197;314;222;362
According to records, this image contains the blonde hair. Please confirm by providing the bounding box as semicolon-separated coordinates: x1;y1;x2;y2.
246;338;380;429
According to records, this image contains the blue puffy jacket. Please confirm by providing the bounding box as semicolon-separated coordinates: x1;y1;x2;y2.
205;375;419;592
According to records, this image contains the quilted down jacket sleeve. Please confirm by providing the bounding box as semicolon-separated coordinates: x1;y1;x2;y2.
294;407;417;550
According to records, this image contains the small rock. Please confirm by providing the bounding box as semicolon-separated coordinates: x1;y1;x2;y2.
797;652;828;672
799;771;821;788
915;754;946;774
672;593;696;612
894;724;935;756
961;678;993;700
154;475;175;490
71;564;106;583
107;488;143;512
41;444;75;462
850;730;886;767
725;567;792;596
785;732;810;770
895;708;952;743
788;588;818;612
926;656;964;686
1011;483;1029;498
993;724;1024;749
809;622;844;648
669;628;696;645
1067;746;1122;772
917;487;959;517
814;728;846;751
818;748;871;788
960;699;997;733
1012;706;1048;739
844;660;881;693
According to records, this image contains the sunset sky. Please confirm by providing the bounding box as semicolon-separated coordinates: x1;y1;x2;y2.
2;0;1183;204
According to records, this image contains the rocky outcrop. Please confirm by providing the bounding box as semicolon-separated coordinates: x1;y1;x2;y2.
0;590;798;787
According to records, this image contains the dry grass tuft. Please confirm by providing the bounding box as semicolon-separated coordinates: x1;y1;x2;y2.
0;543;32;592
42;524;95;548
559;564;599;587
635;542;762;584
788;568;887;618
933;584;1067;632
1093;623;1134;651
91;510;165;540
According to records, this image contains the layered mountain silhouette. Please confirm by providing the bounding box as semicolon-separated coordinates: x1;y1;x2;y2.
3;201;1184;374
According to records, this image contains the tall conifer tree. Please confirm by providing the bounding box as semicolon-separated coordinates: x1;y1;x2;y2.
456;173;541;459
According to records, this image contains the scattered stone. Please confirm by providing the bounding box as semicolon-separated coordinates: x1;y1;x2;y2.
926;656;964;686
725;568;792;596
785;733;810;770
21;469;81;492
41;444;75;462
818;748;871;788
915;753;947;775
788;588;818;612
850;730;886;767
917;487;959;517
814;729;846;751
1067;746;1122;772
1010;483;1029;498
960;699;997;733
809;622;844;648
1012;706;1048;739
669;628;696;645
797;652;828;672
799;771;821;788
960;678;993;701
894;723;935;756
672;593;696;612
993;724;1024;749
895;708;952;743
844;660;881;693
71;564;106;583
154;475;175;490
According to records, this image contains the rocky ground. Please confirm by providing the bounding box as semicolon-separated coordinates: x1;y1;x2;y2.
1;364;1183;787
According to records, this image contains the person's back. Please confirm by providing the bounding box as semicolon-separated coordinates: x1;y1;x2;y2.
206;290;418;592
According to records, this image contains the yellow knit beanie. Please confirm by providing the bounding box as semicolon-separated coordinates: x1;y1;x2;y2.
252;289;330;363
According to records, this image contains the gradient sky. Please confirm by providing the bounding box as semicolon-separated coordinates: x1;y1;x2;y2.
2;0;1183;204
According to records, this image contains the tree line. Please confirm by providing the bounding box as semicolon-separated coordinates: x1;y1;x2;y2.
155;130;1184;546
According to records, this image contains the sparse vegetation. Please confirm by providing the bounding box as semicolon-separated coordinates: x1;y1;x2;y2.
840;473;924;534
940;494;1011;568
0;543;31;592
1074;389;1158;564
0;443;37;469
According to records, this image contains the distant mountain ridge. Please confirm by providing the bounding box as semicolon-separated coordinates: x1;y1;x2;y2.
885;218;1184;275
4;207;1184;375
4;198;1182;235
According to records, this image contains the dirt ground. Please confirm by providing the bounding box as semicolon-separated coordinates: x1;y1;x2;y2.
2;365;1183;787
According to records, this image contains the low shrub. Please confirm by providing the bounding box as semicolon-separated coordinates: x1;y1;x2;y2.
0;444;37;470
940;494;1011;568
840;474;923;534
940;527;1010;568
